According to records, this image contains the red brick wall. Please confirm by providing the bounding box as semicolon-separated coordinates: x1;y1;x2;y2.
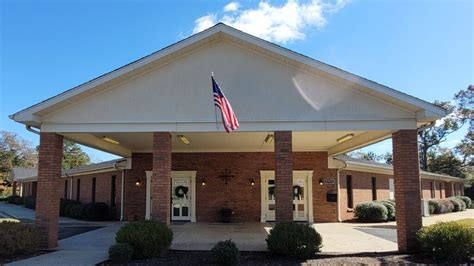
122;152;337;223
339;170;391;221
64;170;122;220
274;131;294;222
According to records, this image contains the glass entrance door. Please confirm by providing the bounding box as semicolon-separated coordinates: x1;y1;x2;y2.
171;177;191;221
293;176;307;221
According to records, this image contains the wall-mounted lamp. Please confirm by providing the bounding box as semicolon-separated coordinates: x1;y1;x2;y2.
135;179;141;186
201;179;206;186
103;136;120;145
264;133;274;144
250;179;255;186
178;135;191;145
336;133;354;143
319;179;324;186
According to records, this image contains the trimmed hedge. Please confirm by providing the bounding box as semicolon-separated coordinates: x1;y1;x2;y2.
115;220;173;259
428;199;454;214
211;239;239;265
109;243;134;263
377;200;396;221
354;202;388;222
23;196;36;209
6;195;23;205
84;202;110;221
448;197;466;212
0;222;41;257
455;196;472;209
266;222;322;259
59;199;112;221
417;222;474;261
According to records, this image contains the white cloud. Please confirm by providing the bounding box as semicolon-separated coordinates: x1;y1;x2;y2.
192;0;349;43
192;14;217;34
224;1;240;12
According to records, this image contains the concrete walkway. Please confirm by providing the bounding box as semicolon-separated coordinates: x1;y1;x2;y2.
8;222;124;266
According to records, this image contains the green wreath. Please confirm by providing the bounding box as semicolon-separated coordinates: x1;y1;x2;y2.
268;186;275;196
293;185;303;199
174;185;189;198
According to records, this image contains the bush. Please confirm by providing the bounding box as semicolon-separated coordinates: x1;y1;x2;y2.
7;195;23;205
23;196;36;209
455;196;472;209
115;220;173;259
109;243;134;263
377;200;395;221
84;202;110;221
354;202;388;222
211;240;239;265
0;222;41;257
65;202;85;219
417;222;474;261
266;222;322;259
448;197;466;212
429;199;454;214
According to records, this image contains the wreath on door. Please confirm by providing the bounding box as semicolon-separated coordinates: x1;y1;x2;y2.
293;185;303;199
174;186;189;198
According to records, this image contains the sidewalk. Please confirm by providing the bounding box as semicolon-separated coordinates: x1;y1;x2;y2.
8;222;124;266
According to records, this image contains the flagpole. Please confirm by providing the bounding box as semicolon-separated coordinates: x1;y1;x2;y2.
211;72;219;130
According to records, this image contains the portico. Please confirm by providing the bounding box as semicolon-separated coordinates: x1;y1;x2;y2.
10;23;446;252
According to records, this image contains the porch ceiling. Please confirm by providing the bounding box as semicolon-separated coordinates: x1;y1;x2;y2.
61;130;392;157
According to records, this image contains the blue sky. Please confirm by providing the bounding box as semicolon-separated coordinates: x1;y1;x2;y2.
1;0;472;162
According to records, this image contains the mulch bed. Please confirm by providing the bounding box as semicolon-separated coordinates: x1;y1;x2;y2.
0;250;52;265
99;250;472;265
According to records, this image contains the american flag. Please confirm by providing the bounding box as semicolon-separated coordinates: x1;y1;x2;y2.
212;76;239;133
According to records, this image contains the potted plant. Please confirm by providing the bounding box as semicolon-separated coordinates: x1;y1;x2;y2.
219;208;233;223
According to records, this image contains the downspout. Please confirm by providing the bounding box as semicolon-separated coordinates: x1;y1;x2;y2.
333;157;347;222
114;160;127;221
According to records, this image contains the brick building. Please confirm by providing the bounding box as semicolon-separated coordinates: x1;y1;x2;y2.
10;23;457;251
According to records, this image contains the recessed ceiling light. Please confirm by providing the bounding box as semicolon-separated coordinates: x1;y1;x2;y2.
178;135;190;145
337;133;355;143
102;136;119;145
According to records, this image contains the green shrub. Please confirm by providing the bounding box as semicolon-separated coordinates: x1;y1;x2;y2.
115;220;173;259
0;222;41;257
428;200;436;214
417;222;474;261
108;243;134;263
23;196;36;209
65;202;85;219
211;239;239;265
354;202;388;222
266;222;322;259
455;196;472;209
7;195;23;205
377;200;395;221
84;202;110;221
448;197;466;211
429;199;454;214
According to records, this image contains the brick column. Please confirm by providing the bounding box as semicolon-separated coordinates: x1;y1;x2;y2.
36;132;63;248
152;132;171;224
274;131;293;222
392;130;422;252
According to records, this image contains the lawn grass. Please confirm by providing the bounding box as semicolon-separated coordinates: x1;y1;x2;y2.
454;218;474;227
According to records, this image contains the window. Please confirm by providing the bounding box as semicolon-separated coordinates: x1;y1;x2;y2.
64;180;68;199
111;175;117;207
438;182;443;198
32;182;37;198
76;179;81;202
371;177;377;201
430;181;435;198
346;175;353;208
92;177;96;203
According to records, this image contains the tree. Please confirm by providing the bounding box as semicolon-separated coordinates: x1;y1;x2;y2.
454;85;473;168
62;140;91;170
427;149;467;179
0;131;38;184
